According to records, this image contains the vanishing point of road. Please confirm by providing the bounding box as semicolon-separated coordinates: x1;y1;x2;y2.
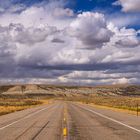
0;101;140;140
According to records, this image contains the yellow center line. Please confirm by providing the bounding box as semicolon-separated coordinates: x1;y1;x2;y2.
63;127;67;136
63;104;68;139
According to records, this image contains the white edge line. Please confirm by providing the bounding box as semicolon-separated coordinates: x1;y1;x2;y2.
77;104;140;133
0;105;52;130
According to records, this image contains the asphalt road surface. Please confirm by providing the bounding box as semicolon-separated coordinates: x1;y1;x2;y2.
0;101;140;140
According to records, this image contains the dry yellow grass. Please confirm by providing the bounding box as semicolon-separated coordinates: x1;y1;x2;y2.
0;98;50;116
66;96;140;115
77;100;139;115
88;103;139;115
0;106;30;115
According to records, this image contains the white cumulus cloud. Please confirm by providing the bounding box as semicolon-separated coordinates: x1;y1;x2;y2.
68;12;113;49
113;0;140;12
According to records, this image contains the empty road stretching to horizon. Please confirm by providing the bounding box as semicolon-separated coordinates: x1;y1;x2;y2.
0;101;140;140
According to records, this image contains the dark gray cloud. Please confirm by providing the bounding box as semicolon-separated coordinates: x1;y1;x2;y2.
51;38;65;43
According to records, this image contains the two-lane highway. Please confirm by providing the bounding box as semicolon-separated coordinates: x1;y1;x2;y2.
67;103;140;140
0;102;64;140
0;101;140;140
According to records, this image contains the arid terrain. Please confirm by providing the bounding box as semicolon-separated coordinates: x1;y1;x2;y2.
0;84;140;114
0;84;140;140
1;84;140;96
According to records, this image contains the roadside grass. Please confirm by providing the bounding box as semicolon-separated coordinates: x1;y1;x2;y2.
0;95;52;116
0;106;31;116
65;96;140;112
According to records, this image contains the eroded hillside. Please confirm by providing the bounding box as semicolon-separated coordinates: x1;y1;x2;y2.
0;84;140;97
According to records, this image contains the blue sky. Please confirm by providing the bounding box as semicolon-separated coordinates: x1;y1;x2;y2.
8;0;139;29
14;0;119;10
71;0;120;12
70;0;140;29
0;0;140;85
